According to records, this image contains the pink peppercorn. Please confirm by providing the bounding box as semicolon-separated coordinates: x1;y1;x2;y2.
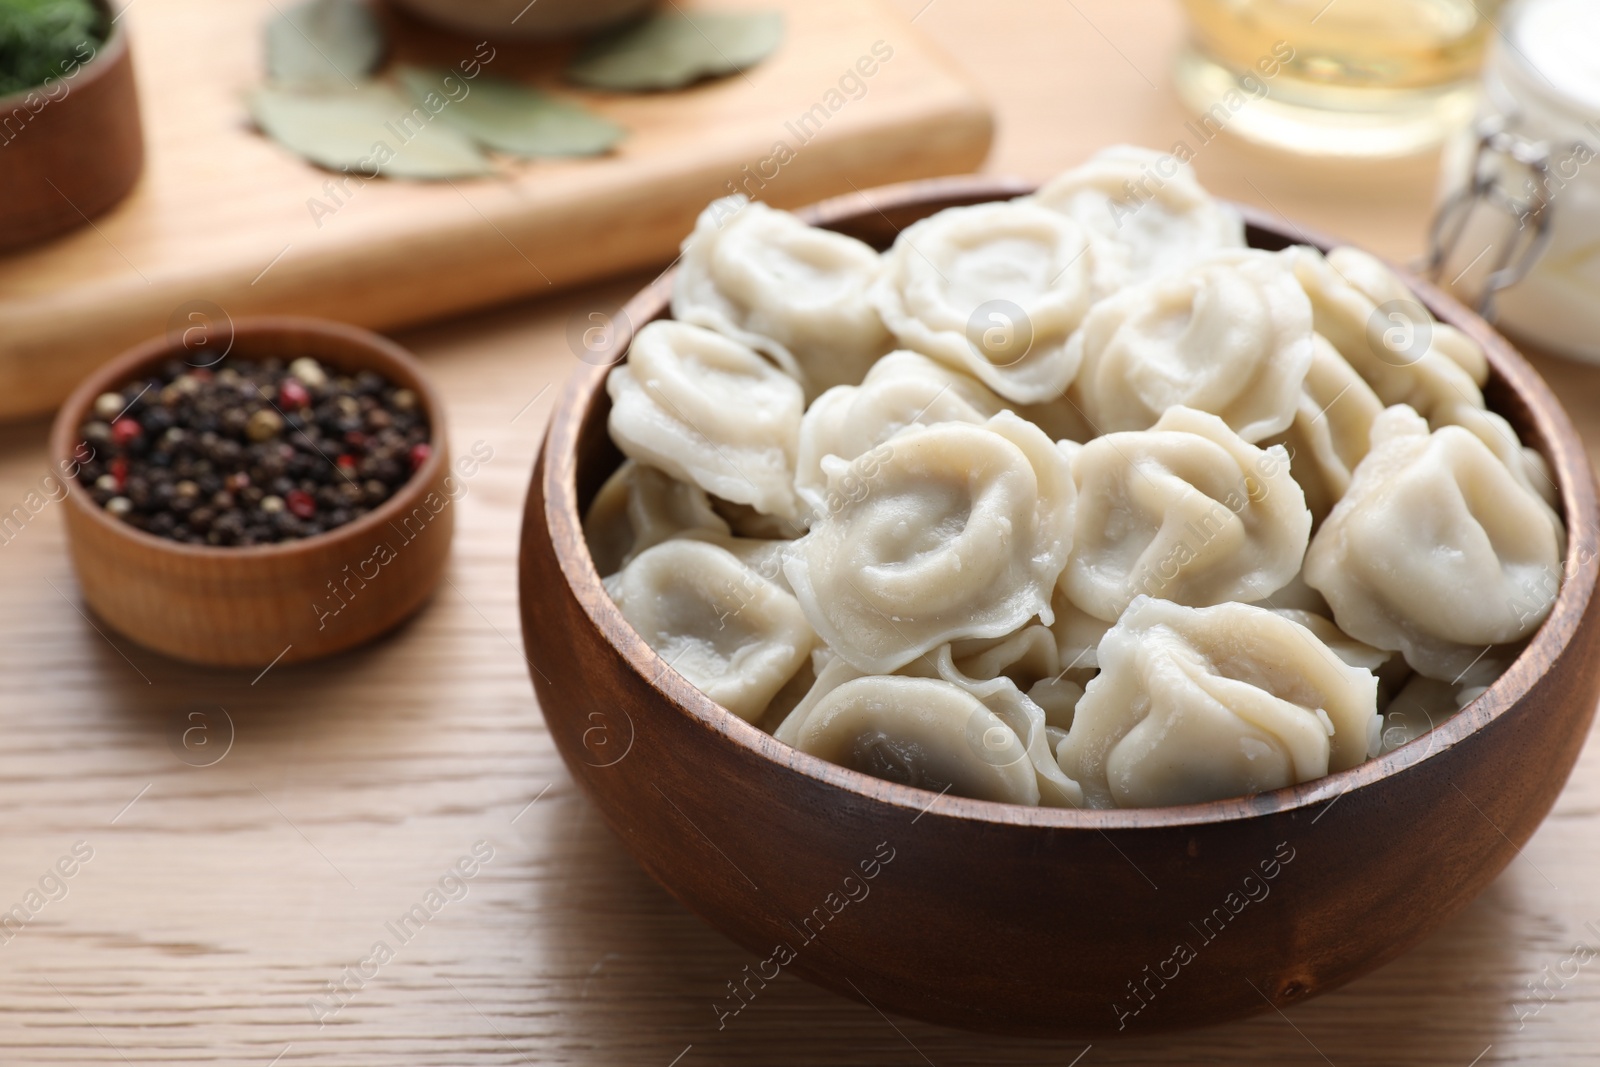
408;442;432;471
279;378;312;410
111;418;142;447
285;489;316;519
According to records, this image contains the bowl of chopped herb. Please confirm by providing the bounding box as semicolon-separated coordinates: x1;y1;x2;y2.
0;0;143;252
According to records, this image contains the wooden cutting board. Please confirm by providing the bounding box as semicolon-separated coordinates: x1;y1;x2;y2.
0;0;991;421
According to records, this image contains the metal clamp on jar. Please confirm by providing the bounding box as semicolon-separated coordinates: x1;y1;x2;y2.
1427;0;1600;362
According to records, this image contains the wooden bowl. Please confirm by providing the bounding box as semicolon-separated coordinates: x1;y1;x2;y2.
50;318;453;668
517;177;1600;1037
0;0;144;254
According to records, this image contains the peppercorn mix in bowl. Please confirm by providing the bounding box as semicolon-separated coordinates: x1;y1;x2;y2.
50;318;455;667
74;356;432;547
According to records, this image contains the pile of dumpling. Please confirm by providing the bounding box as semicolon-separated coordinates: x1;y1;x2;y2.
587;145;1566;810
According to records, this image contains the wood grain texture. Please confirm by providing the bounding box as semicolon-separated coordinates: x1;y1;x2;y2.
0;0;993;421
49;320;454;667
0;0;144;252
4;0;1600;1062
519;182;1600;1036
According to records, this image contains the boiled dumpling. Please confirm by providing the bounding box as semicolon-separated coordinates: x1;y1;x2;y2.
607;320;804;520
1376;674;1483;755
671;530;793;594
603;539;814;721
775;644;1082;806
789;675;1045;805
794;350;1005;515
1067;249;1315;442
1266;334;1384;526
672;196;892;397
1289;246;1484;420
784;412;1076;673
1056;597;1379;809
870;200;1102;404
1062;406;1311;622
1304;405;1563;682
947;624;1059;691
1030;144;1245;285
1434;401;1560;510
1323;246;1491;387
584;460;730;576
1266;608;1389;673
947;623;1085;731
1046;588;1111;673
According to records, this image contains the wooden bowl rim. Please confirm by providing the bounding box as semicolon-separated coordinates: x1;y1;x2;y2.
535;174;1600;830
48;316;451;563
0;0;129;111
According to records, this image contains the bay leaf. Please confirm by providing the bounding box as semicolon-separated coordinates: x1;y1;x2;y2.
398;66;626;158
265;0;384;89
249;84;492;180
567;11;784;91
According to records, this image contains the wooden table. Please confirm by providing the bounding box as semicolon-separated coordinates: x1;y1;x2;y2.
4;1;1598;1063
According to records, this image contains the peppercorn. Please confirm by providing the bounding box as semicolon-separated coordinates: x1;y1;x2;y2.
76;356;430;545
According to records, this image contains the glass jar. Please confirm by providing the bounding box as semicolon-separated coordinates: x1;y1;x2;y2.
1174;0;1500;158
1430;0;1600;361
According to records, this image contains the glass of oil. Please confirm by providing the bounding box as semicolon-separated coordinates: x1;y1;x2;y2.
1174;0;1503;157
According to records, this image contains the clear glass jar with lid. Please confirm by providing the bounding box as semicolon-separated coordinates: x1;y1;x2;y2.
1430;0;1600;361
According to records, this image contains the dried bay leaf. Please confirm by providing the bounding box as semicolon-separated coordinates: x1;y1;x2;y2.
398;66;626;158
567;11;784;91
265;0;384;89
249;84;492;179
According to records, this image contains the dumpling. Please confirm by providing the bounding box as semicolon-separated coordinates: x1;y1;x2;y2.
921;651;1083;806
1265;334;1384;526
708;497;809;541
1061;406;1311;622
1288;246;1484;420
1030;144;1245;285
947;624;1059;690
1376;674;1482;755
1245;569;1331;617
1304;406;1563;682
1266;608;1389;673
1046;588;1111;672
948;622;1085;730
1066;250;1315;442
788;675;1045;805
671;530;793;593
775;644;1083;806
1056;597;1379;809
1434;401;1560;510
794;350;1005;514
784;412;1076;673
607;320;804;520
584;460;730;576
869;200;1102;404
672;196;891;397
1322;246;1491;388
603;539;814;721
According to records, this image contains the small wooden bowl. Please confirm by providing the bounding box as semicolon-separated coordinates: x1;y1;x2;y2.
0;0;144;254
51;318;453;668
518;178;1600;1037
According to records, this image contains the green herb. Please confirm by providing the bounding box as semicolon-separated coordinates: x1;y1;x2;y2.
567;11;784;91
398;66;625;158
249;84;492;180
0;0;104;97
264;0;384;90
